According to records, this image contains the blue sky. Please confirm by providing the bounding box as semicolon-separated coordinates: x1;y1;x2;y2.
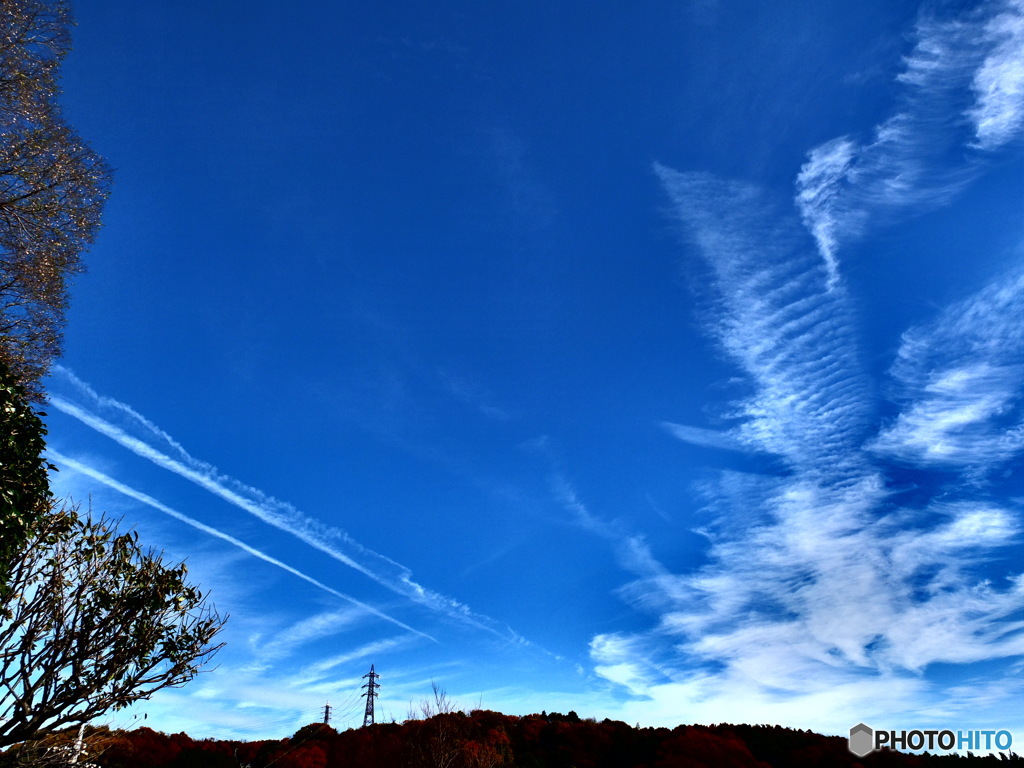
38;0;1024;742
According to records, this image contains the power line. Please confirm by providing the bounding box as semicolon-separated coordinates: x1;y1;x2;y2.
361;664;380;727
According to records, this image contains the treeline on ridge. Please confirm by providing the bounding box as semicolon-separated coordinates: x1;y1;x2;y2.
53;710;1023;768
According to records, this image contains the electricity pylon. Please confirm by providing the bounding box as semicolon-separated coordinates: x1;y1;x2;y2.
361;664;380;727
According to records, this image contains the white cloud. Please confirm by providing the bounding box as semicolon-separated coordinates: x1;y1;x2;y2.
795;0;1024;274
553;477;666;579
252;608;371;664
870;362;1024;467
659;421;750;453
590;489;1024;730
103;646;387;739
871;267;1024;471
590;634;665;697
587;626;931;732
795;137;859;289
655;166;871;475
639;154;1024;735
969;0;1024;150
296;636;417;684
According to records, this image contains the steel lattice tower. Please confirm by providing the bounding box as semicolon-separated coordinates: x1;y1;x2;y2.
361;664;380;727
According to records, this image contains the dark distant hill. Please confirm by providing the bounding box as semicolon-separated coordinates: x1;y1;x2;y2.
49;711;1023;768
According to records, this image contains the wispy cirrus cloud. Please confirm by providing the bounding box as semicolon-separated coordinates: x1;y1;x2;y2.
46;366;518;641
655;167;872;477
296;635;417;685
969;0;1024;150
796;0;1024;281
794;138;859;288
870;267;1024;471
659;421;750;453
553;477;666;579
247;608;371;666
595;140;1024;729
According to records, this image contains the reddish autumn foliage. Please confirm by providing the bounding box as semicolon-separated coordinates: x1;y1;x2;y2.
82;712;1024;768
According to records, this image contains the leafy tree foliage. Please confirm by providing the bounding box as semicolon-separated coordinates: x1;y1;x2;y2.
0;506;225;749
0;0;111;393
0;358;52;586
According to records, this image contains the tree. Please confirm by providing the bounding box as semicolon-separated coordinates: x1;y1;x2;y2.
0;357;53;587
406;683;469;768
0;725;108;768
0;0;111;394
0;1;72;126
0;505;226;749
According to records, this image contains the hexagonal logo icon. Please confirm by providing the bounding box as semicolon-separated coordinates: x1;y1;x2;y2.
849;722;874;757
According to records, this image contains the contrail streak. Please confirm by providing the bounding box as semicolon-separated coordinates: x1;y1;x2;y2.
46;366;515;640
48;449;434;642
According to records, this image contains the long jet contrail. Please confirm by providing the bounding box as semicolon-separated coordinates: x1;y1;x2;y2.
46;366;514;640
48;449;435;642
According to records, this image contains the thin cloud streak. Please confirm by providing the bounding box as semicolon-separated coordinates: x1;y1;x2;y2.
297;636;416;683
659;421;751;453
47;449;433;641
46;368;515;640
249;608;370;665
552;476;666;580
528;435;669;582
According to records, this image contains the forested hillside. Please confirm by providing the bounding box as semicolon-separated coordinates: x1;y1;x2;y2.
49;711;1022;768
